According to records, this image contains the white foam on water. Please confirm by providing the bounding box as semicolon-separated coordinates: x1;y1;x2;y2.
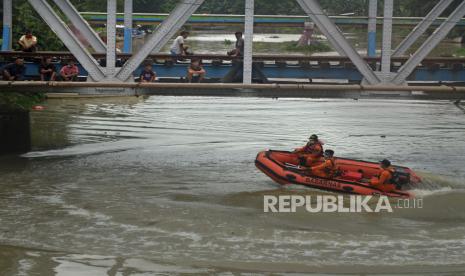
53;256;112;276
35;194;66;205
410;187;454;197
17;259;34;276
21;140;145;158
170;231;203;243
124;258;212;274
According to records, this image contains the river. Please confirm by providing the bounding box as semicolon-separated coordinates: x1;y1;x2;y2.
1;96;465;275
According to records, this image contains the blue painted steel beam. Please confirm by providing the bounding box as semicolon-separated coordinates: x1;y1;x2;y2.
1;25;11;51
2;61;465;82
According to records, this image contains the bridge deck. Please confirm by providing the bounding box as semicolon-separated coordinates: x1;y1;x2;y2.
2;52;465;83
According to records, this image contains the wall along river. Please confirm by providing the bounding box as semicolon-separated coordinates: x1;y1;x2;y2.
1;96;465;275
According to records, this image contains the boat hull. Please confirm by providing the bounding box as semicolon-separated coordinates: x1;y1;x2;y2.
255;150;420;198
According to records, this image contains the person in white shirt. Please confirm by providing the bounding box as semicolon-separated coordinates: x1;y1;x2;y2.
170;31;189;57
18;30;38;52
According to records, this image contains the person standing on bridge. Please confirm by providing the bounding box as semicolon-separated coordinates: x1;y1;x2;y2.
59;60;79;82
18;30;37;52
227;31;244;57
170;31;190;58
2;58;25;81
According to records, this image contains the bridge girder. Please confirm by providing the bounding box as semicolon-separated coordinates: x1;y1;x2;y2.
3;0;465;86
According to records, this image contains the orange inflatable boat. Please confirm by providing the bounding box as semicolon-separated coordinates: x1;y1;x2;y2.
255;150;421;198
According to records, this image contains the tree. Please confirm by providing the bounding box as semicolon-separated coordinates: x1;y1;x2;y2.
12;0;64;51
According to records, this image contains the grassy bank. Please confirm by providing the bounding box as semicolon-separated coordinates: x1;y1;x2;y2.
0;92;45;111
253;41;332;54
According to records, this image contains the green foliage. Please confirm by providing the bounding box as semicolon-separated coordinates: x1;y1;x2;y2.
224;39;232;45
0;92;46;111
455;47;465;57
13;0;64;51
9;0;461;53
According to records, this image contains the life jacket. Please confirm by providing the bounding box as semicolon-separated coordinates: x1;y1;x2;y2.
302;141;323;156
323;158;336;176
379;166;395;184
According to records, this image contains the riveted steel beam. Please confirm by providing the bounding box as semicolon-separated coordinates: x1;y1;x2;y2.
27;0;105;81
393;0;453;57
243;0;254;84
116;0;205;82
296;0;381;84
392;0;465;84
52;0;106;53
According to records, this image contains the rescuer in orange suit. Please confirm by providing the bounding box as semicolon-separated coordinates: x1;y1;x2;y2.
370;159;396;192
307;149;336;178
294;134;324;166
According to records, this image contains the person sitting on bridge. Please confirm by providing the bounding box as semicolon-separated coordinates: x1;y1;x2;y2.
18;30;37;52
170;31;190;58
39;57;57;81
370;159;396;192
307;149;336;178
187;59;205;83
60;60;79;82
294;134;324;166
2;58;25;81
139;63;156;83
227;31;244;57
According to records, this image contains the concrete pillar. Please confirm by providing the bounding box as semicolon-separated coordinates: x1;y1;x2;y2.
243;0;254;84
367;0;377;57
123;0;133;53
2;0;12;51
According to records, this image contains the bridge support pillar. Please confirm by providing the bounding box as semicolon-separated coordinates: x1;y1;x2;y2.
106;0;117;77
367;0;377;57
380;0;393;83
123;0;133;53
2;0;12;51
243;0;254;84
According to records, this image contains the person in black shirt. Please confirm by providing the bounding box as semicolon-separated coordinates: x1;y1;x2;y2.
139;64;156;83
2;58;25;81
39;57;56;81
227;31;244;57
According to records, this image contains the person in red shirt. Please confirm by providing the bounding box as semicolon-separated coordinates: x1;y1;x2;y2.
60;60;79;81
370;159;396;192
187;59;205;83
308;149;336;178
294;134;324;166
